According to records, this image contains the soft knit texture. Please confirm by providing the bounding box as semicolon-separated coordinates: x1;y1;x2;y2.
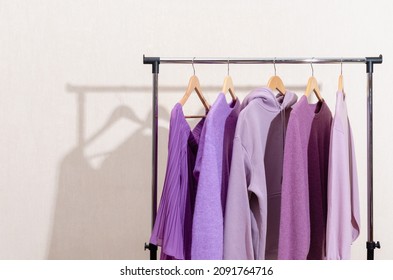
326;91;360;259
150;103;204;260
307;98;333;259
224;88;297;260
191;93;240;260
278;95;332;260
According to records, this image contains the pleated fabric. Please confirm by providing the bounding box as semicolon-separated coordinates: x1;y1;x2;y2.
150;103;204;260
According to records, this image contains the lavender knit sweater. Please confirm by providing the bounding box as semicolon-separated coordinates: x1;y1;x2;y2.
192;93;240;260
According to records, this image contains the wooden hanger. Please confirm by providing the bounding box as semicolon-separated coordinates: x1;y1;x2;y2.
338;60;345;94
179;59;210;118
222;76;237;101
221;60;237;101
338;74;344;93
305;76;323;102
268;76;286;95
267;58;286;95
304;60;323;102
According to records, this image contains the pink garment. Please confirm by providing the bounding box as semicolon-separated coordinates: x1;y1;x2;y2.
326;91;360;259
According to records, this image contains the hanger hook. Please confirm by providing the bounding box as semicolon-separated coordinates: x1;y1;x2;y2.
227;58;230;76
192;57;196;75
341;58;343;75
273;57;277;76
311;57;314;77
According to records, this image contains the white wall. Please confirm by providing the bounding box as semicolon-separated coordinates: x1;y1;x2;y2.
0;0;392;259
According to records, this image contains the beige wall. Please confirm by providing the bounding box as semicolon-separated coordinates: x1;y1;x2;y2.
0;0;392;259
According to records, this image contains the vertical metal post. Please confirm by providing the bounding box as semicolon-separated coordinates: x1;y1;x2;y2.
366;66;374;260
152;66;159;231
150;61;159;260
144;58;159;260
366;59;381;260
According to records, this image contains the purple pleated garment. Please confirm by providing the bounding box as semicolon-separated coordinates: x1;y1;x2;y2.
150;103;204;260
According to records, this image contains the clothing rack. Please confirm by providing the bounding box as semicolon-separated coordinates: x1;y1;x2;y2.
143;55;383;260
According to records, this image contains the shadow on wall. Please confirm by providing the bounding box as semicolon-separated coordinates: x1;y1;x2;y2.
47;85;169;259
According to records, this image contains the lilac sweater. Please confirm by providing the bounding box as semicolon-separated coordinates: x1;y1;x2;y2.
191;93;240;260
224;88;297;260
326;91;360;259
278;96;332;260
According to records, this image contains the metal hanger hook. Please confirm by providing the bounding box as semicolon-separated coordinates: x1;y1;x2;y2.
227;58;230;76
311;57;314;77
192;57;196;75
273;57;277;76
341;58;343;75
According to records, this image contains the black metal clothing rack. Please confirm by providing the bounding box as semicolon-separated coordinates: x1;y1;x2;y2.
143;55;383;260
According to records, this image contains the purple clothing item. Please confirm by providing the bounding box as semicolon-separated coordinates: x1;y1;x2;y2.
307;99;332;259
326;91;360;259
224;88;297;260
191;93;240;260
150;103;204;260
221;98;242;218
278;95;332;260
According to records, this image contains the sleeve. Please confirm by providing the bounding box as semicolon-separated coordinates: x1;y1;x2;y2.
278;116;311;259
223;136;254;259
349;123;360;242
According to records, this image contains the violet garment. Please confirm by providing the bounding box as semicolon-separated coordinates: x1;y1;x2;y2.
224;88;297;260
278;95;332;260
191;93;240;260
326;91;360;259
307;99;333;259
150;103;204;260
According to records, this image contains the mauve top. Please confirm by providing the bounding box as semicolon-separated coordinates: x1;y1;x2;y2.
278;95;332;260
150;103;204;260
326;91;360;259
